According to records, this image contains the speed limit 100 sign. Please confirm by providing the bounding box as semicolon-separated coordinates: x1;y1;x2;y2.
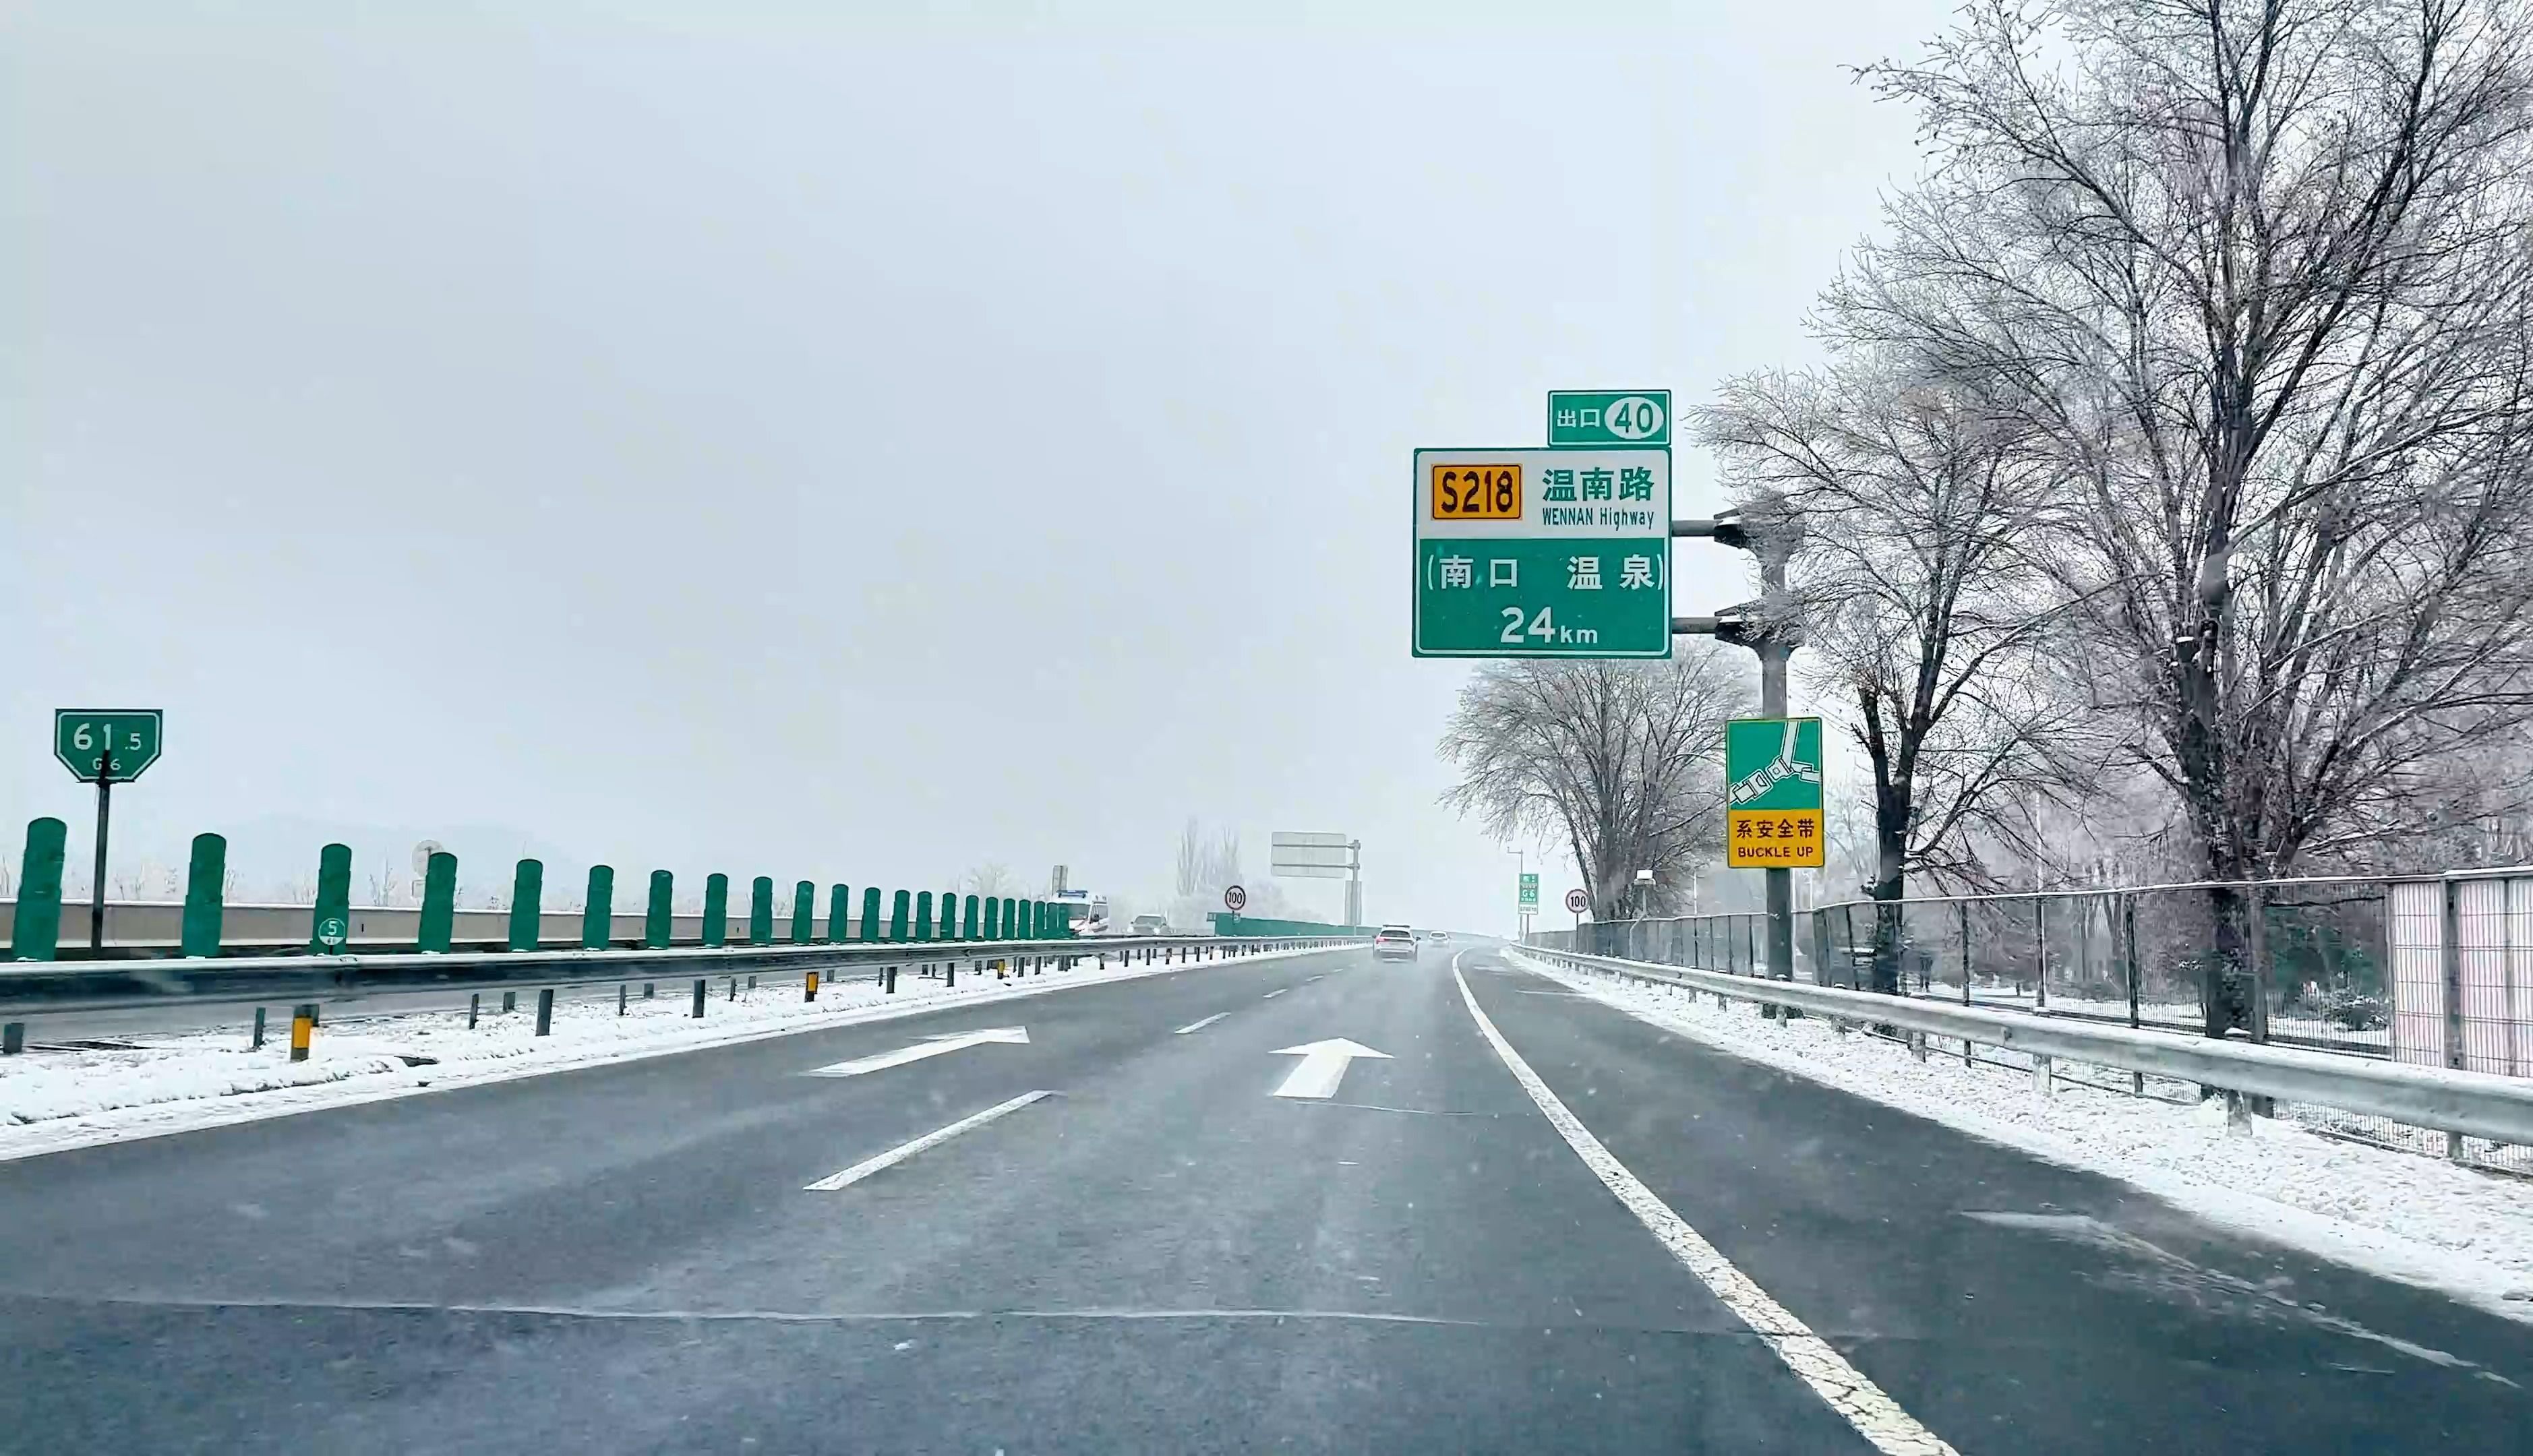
1564;888;1589;915
1223;884;1248;913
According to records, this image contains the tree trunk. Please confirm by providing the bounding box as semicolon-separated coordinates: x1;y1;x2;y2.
1870;791;1909;996
2176;613;2253;1039
2202;881;2254;1041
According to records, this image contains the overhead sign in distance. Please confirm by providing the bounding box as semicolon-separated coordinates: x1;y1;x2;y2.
1724;716;1826;870
1270;831;1355;879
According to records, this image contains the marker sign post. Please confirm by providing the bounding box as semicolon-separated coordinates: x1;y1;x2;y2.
1410;448;1671;657
53;708;166;953
1724;716;1825;869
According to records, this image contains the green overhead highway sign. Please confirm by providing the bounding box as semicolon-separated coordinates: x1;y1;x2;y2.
1410;448;1671;658
55;708;164;783
1548;390;1669;449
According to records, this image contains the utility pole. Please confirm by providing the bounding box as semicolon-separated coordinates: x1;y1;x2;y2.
1673;491;1805;983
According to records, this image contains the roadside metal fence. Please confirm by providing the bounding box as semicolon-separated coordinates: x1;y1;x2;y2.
1531;870;2533;1176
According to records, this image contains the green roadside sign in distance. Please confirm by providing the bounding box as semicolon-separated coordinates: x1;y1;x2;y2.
55;709;165;783
1518;873;1539;908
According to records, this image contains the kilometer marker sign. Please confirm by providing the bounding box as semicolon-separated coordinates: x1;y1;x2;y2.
1410;448;1671;658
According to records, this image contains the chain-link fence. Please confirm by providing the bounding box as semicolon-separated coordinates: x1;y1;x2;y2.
1529;871;2533;1175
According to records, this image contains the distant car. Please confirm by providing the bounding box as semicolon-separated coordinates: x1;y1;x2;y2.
1428;929;1450;942
1129;914;1170;936
1372;925;1418;961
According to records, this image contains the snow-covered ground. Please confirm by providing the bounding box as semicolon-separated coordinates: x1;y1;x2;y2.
0;944;1321;1162
1507;949;2533;1323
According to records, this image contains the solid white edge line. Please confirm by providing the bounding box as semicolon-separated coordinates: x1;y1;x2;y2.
1174;1013;1230;1035
804;1090;1052;1192
1450;952;1957;1456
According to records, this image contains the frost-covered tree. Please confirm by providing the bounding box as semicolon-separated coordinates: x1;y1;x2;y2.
1842;0;2533;1031
1699;361;2095;991
1439;648;1750;919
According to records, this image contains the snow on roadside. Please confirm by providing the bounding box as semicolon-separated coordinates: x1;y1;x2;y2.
1506;948;2533;1321
0;944;1323;1161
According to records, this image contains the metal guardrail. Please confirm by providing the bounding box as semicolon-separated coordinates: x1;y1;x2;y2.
0;934;1362;1017
1512;945;2533;1149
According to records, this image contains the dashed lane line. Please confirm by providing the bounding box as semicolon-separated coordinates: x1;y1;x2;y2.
804;1091;1052;1192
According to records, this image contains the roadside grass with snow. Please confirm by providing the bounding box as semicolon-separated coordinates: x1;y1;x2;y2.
1506;948;2533;1321
0;944;1320;1160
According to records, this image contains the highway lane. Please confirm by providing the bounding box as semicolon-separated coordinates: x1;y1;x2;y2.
0;940;2524;1451
1457;950;2533;1453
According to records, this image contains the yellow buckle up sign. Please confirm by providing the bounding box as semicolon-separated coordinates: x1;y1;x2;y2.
1723;717;1826;870
1726;809;1824;868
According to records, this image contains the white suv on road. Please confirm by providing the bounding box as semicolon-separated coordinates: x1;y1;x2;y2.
1372;925;1418;961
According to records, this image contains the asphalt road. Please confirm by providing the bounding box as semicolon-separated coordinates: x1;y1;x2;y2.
0;942;2525;1452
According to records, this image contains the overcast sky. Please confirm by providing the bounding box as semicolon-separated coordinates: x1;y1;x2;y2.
3;2;1947;931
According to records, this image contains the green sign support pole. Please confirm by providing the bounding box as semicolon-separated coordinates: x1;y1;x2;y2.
419;851;458;953
180;832;226;959
749;877;774;946
860;886;882;942
647;871;675;950
584;866;615;950
703;873;729;947
88;758;113;952
510;859;543;950
792;881;814;944
311;843;352;954
915;891;934;942
827;884;850;944
889;890;910;942
11;818;67;961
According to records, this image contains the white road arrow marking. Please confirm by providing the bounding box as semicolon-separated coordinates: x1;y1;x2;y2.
1270;1038;1392;1100
804;1026;1029;1077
